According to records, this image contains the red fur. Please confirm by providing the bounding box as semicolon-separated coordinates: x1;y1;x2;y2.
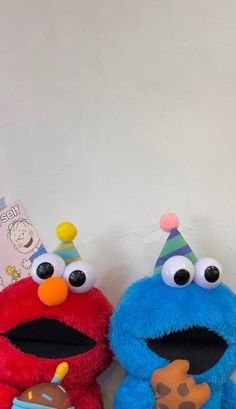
0;384;19;409
0;277;113;408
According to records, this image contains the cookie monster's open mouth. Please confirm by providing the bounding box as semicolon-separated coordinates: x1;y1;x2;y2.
3;318;97;358
146;326;227;374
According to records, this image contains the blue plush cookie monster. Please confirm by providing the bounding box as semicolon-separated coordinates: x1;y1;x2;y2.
110;214;236;409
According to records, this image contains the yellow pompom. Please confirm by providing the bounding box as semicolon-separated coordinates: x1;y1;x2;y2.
56;222;78;242
54;362;69;381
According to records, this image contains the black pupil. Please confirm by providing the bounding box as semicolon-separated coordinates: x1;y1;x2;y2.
36;262;54;279
174;269;190;286
69;270;86;287
204;266;220;283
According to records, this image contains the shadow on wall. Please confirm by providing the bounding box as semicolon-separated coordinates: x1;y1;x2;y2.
99;361;125;409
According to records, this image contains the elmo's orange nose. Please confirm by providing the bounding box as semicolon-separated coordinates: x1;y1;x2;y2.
38;276;68;306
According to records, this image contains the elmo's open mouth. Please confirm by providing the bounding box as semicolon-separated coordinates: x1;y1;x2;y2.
146;326;228;374
3;318;97;359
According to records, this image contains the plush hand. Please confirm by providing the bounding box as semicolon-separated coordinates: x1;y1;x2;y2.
21;258;31;269
151;360;211;409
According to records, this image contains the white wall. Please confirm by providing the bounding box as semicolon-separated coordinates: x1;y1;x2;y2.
1;0;236;407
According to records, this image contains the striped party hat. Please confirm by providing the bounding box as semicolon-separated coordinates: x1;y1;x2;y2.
154;213;197;275
53;222;81;265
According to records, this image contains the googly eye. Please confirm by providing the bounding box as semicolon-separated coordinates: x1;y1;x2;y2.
63;261;96;293
194;257;223;289
31;253;65;284
161;255;194;288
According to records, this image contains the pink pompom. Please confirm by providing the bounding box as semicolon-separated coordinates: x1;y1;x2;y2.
160;213;179;232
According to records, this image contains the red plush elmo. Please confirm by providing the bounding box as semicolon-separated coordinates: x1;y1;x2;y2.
0;222;112;409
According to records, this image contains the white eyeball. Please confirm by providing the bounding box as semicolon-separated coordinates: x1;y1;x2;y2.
194;257;223;289
161;255;194;288
31;253;65;284
63;261;96;293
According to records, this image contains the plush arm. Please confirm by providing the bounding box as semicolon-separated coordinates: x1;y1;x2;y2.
114;376;154;409
0;383;19;409
222;379;236;409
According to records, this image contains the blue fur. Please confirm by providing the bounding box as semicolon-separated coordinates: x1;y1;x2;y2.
110;273;236;409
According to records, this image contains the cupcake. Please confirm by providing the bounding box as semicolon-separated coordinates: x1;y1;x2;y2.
12;362;74;409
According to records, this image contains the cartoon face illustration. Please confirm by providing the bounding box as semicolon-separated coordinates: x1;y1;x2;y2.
0;222;112;409
110;214;236;409
8;219;40;254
